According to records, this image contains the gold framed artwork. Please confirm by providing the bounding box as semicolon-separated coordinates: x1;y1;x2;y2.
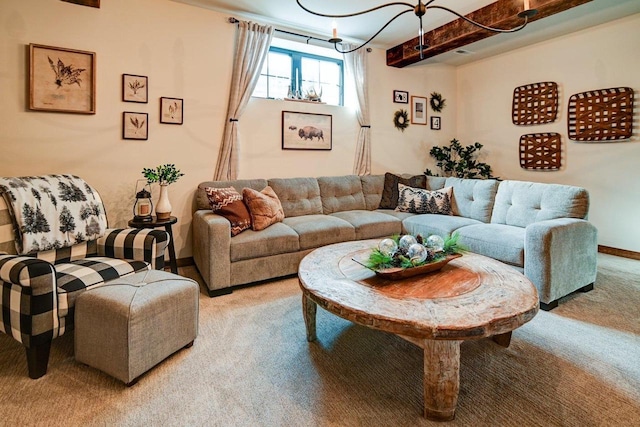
29;43;96;114
411;95;428;125
123;112;148;140
123;74;148;103
160;97;183;124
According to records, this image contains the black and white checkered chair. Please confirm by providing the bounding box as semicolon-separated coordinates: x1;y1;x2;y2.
0;175;170;378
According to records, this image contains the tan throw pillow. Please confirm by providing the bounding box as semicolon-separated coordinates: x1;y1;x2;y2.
379;172;427;209
242;186;285;231
204;187;251;236
395;183;453;215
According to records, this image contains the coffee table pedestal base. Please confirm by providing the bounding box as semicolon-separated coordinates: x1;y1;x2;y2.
423;339;461;421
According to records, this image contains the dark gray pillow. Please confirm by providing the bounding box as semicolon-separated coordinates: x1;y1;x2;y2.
379;172;426;209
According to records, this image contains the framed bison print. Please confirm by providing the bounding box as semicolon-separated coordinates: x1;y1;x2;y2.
282;111;332;150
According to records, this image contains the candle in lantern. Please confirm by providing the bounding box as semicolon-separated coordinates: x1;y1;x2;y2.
524;0;530;10
332;20;338;39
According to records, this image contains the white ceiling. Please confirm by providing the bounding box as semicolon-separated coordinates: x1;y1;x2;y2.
172;0;640;65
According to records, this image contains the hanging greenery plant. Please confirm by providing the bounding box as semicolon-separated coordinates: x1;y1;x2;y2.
429;92;446;112
393;109;409;132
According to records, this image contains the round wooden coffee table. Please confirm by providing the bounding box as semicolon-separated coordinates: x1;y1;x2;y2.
298;239;539;421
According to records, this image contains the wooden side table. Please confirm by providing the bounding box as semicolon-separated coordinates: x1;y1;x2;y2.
128;216;178;274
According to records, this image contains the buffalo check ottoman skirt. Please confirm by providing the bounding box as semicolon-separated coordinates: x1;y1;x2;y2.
74;270;199;385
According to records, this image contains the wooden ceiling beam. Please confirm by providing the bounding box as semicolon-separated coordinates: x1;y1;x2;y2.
386;0;593;68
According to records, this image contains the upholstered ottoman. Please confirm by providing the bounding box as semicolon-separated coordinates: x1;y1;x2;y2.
74;270;199;385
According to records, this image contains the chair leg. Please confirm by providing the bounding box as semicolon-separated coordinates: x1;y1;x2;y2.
539;300;558;311
579;283;594;292
25;342;51;379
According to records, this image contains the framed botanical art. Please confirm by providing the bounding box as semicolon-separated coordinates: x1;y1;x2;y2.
411;96;428;125
123;112;148;140
160;97;183;124
123;74;148;103
430;116;441;130
29;43;96;114
61;0;100;8
282;111;332;150
393;90;409;104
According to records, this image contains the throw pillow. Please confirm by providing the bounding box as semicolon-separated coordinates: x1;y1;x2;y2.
204;187;251;236
379;172;427;209
395;184;453;215
242;186;285;231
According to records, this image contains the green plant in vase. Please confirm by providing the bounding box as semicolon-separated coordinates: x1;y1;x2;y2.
141;164;184;220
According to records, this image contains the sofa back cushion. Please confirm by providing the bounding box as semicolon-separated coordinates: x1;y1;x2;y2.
196;179;267;211
268;177;323;218
360;174;384;210
428;177;499;223
491;180;590;227
318;175;366;214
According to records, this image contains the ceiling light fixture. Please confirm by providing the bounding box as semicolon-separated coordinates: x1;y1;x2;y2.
296;0;538;59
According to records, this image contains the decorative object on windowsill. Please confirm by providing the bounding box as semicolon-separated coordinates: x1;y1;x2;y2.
295;1;537;60
357;233;464;279
512;82;558;125
305;87;323;102
519;133;562;171
425;138;495;179
429;92;446;113
393;109;409;132
141;164;184;220
567;87;634;141
133;179;153;222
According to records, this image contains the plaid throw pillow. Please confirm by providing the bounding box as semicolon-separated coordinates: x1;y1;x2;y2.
395;184;452;215
205;187;251;236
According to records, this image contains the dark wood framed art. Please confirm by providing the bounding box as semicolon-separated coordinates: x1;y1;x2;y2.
61;0;100;7
123;112;148;140
430;116;441;130
393;90;409;104
123;74;148;103
29;43;96;114
160;97;183;124
282;111;332;150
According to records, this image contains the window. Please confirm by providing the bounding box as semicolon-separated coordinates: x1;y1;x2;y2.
254;44;344;106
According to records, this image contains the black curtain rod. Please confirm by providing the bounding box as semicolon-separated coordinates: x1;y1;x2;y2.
228;17;333;45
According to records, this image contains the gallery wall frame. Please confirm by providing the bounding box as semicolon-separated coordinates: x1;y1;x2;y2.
411;95;428;125
393;90;409;104
282;111;332;150
123;74;148;103
123;112;148;140
29;43;96;114
160;97;183;124
430;116;441;130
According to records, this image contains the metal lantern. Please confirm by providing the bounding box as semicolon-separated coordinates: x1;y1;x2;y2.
133;185;153;222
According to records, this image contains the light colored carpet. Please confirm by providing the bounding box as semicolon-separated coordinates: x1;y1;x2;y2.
0;253;639;426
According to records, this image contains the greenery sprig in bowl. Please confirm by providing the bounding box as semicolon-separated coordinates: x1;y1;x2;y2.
142;164;184;186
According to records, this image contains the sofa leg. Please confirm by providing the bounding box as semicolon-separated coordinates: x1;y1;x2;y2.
207;287;232;298
579;283;594;293
539;300;558;311
25;342;51;379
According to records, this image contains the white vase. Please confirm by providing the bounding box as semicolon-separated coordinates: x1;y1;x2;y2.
156;184;172;220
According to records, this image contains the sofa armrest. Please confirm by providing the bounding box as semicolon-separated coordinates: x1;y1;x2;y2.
525;218;597;304
0;254;58;346
192;210;231;294
96;228;170;270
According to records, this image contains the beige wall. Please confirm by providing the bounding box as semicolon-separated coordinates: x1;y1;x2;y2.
456;13;640;252
0;0;455;259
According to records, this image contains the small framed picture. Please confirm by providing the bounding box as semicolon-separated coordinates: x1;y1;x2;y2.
411;96;428;125
393;90;409;104
29;43;96;114
122;74;148;103
123;112;148;140
160;97;183;124
431;116;441;130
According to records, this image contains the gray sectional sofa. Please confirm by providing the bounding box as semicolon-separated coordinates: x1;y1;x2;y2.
193;174;597;310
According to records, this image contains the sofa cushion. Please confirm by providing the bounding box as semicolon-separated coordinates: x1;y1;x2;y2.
395;184;453;215
360;174;384;210
402;214;483;239
491;180;590;227
268;178;323;218
196;179;268;211
230;222;300;262
455;223;525;267
379;173;426;209
204;187;251;236
330;210;402;240
375;209;416;221
242;186;284;231
283;215;355;250
445;177;499;222
318;175;366;214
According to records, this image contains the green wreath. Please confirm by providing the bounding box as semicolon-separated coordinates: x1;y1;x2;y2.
393;109;409;132
430;92;446;112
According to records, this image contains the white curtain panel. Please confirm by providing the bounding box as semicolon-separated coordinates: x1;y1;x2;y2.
343;43;371;176
214;21;274;180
